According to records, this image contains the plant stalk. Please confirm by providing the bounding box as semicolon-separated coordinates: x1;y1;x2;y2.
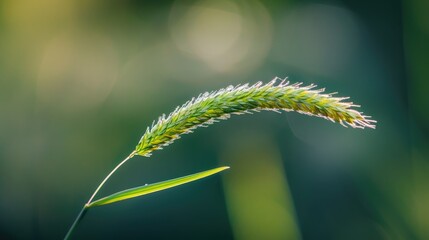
64;207;87;240
86;151;136;205
64;151;137;240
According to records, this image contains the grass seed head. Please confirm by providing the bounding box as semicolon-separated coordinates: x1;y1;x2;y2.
135;77;376;157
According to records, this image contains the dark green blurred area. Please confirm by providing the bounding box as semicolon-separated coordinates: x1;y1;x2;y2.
0;0;428;239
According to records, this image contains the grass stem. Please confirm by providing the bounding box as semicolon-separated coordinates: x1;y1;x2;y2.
86;151;136;205
64;151;136;239
64;207;87;240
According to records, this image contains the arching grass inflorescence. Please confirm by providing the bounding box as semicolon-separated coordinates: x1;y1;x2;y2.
135;77;376;157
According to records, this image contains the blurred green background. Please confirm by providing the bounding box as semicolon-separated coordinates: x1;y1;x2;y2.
0;0;428;239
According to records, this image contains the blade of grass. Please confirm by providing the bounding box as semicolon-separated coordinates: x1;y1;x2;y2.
87;166;230;208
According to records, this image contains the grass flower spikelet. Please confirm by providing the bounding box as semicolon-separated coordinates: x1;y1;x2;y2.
135;77;376;157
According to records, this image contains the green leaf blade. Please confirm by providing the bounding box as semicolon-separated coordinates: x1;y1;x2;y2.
87;166;230;208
